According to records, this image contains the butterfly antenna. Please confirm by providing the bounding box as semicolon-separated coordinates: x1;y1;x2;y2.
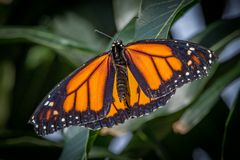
94;29;113;40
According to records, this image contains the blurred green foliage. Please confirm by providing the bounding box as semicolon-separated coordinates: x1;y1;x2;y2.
0;0;239;159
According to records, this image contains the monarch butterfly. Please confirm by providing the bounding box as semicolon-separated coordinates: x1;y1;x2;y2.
29;39;216;136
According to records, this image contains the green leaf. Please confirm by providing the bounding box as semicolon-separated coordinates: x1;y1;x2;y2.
25;45;56;69
191;18;240;50
113;0;140;31
86;131;99;155
51;13;100;48
221;90;240;159
135;0;196;39
0;27;98;66
111;17;138;46
0;135;61;147
59;127;89;160
88;147;134;160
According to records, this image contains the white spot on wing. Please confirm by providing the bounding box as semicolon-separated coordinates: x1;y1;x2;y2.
49;101;54;107
44;101;49;106
187;60;192;66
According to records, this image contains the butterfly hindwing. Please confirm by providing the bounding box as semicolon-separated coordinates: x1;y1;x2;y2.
84;73;130;129
29;52;115;136
124;39;216;98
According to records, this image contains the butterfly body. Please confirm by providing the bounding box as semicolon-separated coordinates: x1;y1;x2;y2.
29;39;216;136
111;40;128;102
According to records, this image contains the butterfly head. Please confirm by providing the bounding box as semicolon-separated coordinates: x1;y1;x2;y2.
111;40;124;58
112;40;123;48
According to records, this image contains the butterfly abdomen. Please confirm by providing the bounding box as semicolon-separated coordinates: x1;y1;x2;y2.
116;65;128;101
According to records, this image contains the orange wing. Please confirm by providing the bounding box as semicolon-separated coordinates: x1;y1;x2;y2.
29;53;115;136
124;40;216;98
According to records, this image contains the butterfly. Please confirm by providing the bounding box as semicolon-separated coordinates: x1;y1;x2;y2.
29;39;216;136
